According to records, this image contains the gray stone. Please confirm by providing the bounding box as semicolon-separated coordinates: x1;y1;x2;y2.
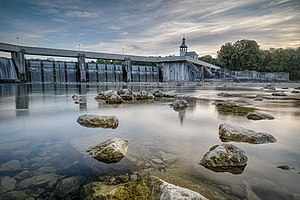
129;174;138;181
0;160;20;172
0;176;16;193
246;112;275;120
87;138;130;164
135;91;154;100
170;99;188;111
54;176;82;198
95;90;116;100
219;123;277;144
77;114;119;129
217;92;233;97
199;144;248;174
16;171;32;181
159;151;177;164
151;158;163;165
291;90;300;93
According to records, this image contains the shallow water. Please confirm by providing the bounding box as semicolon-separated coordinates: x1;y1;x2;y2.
0;83;300;199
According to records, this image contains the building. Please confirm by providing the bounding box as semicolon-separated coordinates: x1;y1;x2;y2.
179;37;198;59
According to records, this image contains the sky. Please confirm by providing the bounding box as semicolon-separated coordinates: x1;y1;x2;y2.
0;0;299;58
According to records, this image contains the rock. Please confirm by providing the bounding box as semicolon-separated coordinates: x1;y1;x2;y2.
219;123;277;144
272;92;287;96
199;144;248;174
117;88;132;95
86;138;130;164
80;176;207;200
72;95;80;103
254;94;264;101
291;90;300;93
129;174;138;181
230;184;246;198
16;174;58;189
0;191;27;200
0;176;16;193
54;176;83;198
217;92;233;97
14;170;32;180
170;99;188;111
0;160;20;172
95;90;116;100
215;101;255;116
77;114;119;129
159;151;177;164
135;91;154;100
162;91;177;98
263;85;276;90
152;90;164;98
246;112;275;120
277;165;291;170
151;158;163;165
105;93;124;104
153;176;208;200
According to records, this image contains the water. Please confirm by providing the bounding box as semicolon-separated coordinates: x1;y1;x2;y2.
0;58;18;81
0;83;299;199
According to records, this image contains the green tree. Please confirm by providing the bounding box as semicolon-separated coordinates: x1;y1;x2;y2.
217;43;235;69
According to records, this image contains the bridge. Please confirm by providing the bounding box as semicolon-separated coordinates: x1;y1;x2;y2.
0;42;220;83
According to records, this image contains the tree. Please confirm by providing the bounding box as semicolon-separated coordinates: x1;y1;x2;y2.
217;43;235;70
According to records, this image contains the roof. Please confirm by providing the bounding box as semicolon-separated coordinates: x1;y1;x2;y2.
180;37;188;48
185;51;198;56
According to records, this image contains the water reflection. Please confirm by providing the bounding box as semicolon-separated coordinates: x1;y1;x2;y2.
16;84;29;116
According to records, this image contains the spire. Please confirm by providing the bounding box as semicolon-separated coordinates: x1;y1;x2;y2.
180;37;188;48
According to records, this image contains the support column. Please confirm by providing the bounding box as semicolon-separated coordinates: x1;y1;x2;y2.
11;50;26;81
78;53;86;82
125;57;131;82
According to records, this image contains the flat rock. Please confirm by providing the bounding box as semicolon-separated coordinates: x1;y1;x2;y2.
199;144;248;174
170;99;188;111
272;92;287;96
215;101;255;116
77;114;119;129
87;138;129;164
217;92;233;97
0;160;20;172
219;123;276;144
16;174;58;189
0;191;27;200
246;112;275;120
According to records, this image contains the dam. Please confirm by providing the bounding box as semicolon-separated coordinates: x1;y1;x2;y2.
0;40;221;83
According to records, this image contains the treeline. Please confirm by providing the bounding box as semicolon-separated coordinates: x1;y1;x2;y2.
199;39;300;80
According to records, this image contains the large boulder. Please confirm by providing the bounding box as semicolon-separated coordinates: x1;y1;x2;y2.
246;112;274;120
214;101;255;116
77;115;119;129
86;138;129;164
219;123;276;144
170;99;188;111
199;144;248;174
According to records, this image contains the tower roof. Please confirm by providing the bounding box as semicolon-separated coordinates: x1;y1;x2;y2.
180;37;188;48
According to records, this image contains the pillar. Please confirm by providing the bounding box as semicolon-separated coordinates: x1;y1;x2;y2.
11;50;26;81
125;57;132;82
78;53;86;82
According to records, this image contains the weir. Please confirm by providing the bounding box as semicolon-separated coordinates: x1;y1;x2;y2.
0;42;221;83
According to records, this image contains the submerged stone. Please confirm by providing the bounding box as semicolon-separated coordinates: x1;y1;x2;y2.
54;176;83;198
0;160;20;172
170;99;188;111
246;112;275;120
215;101;255;116
219;123;276;144
86;138;129;164
77;114;119;129
0;176;16;193
199;144;248;175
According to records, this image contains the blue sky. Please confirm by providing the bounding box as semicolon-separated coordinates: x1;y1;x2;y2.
0;0;299;57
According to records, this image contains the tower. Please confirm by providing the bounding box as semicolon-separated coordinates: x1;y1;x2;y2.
180;37;188;56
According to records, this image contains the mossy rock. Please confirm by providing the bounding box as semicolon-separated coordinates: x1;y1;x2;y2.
215;101;255;116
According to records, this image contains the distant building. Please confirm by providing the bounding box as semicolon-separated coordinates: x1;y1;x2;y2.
179;37;198;59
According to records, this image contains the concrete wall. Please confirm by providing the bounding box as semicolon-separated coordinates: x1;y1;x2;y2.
229;70;289;81
161;62;190;82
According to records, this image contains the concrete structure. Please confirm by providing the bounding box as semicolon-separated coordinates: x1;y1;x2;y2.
224;70;289;82
0;42;220;83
